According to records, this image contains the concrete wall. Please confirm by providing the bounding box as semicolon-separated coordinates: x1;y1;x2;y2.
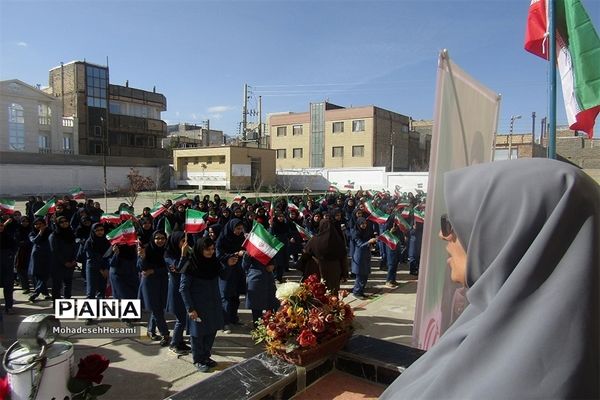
0;152;170;197
276;167;428;193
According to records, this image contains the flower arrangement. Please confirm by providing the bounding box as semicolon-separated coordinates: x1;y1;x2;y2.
67;354;111;400
252;274;354;357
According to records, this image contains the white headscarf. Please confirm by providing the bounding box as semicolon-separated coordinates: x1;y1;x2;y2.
381;158;600;400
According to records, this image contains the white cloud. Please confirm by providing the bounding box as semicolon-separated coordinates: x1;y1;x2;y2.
190;113;199;120
17;42;28;47
207;105;233;114
209;113;223;120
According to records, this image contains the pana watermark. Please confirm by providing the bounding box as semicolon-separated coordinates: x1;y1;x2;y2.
54;299;142;320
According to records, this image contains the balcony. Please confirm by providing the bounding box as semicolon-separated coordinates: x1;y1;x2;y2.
38;116;52;129
38;147;52;154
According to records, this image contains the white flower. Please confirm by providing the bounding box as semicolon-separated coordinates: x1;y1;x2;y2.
276;282;302;300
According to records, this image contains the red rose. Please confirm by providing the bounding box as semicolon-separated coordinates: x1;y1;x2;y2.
310;319;325;333
75;354;110;384
298;329;317;347
0;375;9;400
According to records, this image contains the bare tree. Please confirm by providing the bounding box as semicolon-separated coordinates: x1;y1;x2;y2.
126;167;155;207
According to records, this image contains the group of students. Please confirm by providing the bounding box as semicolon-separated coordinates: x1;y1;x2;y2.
0;189;424;372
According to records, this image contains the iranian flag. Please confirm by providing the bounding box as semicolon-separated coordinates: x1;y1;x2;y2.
150;203;167;219
413;208;425;223
401;208;412;219
260;199;271;210
525;0;600;138
327;183;338;192
395;202;411;211
364;200;389;224
68;187;85;200
0;199;16;215
185;209;207;233
100;213;122;225
106;220;138;245
165;218;173;237
378;230;400;250
293;222;313;241
232;194;243;204
394;214;412;234
343;181;355;189
172;194;190;206
34;198;56;217
287;202;299;212
119;204;134;221
242;221;284;265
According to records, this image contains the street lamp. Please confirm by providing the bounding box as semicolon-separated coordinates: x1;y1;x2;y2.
100;116;108;210
509;115;522;134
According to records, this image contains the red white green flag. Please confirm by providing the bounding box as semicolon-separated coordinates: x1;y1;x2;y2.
287;202;299;212
343;181;355;189
242;221;284;265
106;220;138;245
378;230;400;250
119;204;135;221
172;194;190;206
327;183;338;192
185;209;207;233
165;218;173;237
68;187;85;200
293;222;313;241
34;198;56;217
394;213;412;234
0;199;16;214
232;194;243;204
413;208;425;223
401;208;412;219
100;213;122;225
364;201;389;225
524;0;600;138
150;202;167;219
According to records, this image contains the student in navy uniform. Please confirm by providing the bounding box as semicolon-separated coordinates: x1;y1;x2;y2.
28;217;53;302
269;211;291;284
83;223;110;301
49;215;78;300
14;216;33;294
179;237;224;373
215;219;246;333
139;231;170;346
109;243;140;300
350;218;377;300
242;253;279;326
164;231;191;355
0;220;17;313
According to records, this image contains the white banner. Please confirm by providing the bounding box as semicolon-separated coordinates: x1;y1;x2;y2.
413;50;501;350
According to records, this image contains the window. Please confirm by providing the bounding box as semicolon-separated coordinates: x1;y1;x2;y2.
93;125;102;137
277;126;287;137
332;122;344;133
352;145;365;157
38;135;50;151
352;120;365;132
276;149;287;159
92;143;103;155
293;125;303;136
8;103;25;151
38;104;51;125
293;148;303;158
86;65;108;109
401;124;409;133
63;135;72;150
332;146;344;158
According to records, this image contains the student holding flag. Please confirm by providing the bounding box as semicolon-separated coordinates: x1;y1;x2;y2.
138;230;170;346
269;211;292;284
83;223;110;306
350;218;377;300
215;219;246;333
28;218;53;303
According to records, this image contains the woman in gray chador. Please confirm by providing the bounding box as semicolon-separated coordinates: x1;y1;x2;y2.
380;158;599;400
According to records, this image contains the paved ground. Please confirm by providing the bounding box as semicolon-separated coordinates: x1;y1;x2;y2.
1;259;417;400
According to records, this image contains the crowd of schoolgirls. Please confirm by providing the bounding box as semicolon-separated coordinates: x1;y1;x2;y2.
0;189;424;372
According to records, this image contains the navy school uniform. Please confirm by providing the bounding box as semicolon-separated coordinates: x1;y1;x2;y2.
179;257;224;364
242;254;280;323
0;230;17;311
165;232;188;348
83;239;109;299
351;226;373;297
138;245;169;338
49;230;78;299
28;229;52;299
109;247;140;299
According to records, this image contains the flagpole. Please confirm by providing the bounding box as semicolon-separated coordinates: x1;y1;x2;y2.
548;0;557;159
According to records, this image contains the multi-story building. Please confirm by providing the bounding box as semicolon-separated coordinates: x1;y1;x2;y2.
268;102;430;172
0;79;78;154
162;123;224;150
44;61;167;158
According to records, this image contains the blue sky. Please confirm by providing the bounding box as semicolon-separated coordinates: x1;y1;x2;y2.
1;0;599;136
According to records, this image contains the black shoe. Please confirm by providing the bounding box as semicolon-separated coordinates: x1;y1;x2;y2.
178;343;191;352
169;345;189;355
28;295;37;303
147;332;161;341
22;289;31;294
43;295;52;301
160;335;170;347
204;358;217;368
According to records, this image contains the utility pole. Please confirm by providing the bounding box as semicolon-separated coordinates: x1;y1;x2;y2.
258;95;262;147
242;83;248;142
100;116;108;210
531;112;536;142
